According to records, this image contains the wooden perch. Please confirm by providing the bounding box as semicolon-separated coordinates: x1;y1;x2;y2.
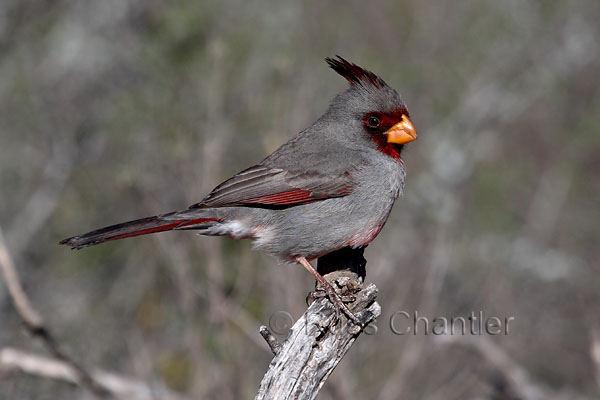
255;247;381;400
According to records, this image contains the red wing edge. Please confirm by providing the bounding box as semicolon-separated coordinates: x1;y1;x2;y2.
239;189;315;206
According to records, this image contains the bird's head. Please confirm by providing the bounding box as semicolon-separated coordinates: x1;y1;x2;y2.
324;56;417;159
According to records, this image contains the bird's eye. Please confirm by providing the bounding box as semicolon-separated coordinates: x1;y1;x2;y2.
367;116;380;128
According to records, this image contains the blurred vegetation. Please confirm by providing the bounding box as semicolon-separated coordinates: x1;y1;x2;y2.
1;1;599;399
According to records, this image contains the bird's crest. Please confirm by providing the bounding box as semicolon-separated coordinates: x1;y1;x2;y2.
326;56;386;88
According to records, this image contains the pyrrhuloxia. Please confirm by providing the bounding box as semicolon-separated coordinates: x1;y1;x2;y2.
60;56;417;323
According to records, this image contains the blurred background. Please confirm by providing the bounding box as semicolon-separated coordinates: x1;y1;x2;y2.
1;1;599;399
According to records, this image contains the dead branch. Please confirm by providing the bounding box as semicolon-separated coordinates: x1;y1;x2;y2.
0;227;108;397
437;335;593;400
0;347;186;400
255;264;380;400
6;136;75;258
258;326;281;355
592;327;600;392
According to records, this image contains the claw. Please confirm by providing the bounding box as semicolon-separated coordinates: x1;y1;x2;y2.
297;256;363;327
306;289;325;306
307;289;356;305
322;281;362;326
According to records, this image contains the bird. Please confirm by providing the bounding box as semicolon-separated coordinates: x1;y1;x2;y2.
60;56;417;324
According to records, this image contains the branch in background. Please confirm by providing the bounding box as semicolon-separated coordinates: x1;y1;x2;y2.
255;250;380;400
0;229;44;329
437;335;593;400
0;227;109;396
0;347;186;400
591;327;600;392
7;136;75;259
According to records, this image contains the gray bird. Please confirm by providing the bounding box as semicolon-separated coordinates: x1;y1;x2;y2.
60;56;417;323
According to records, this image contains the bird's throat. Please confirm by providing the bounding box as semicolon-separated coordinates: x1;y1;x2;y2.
372;135;403;160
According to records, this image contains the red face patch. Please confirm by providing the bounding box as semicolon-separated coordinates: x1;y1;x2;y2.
362;107;410;159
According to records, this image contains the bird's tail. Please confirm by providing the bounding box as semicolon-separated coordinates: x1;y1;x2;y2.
59;211;221;250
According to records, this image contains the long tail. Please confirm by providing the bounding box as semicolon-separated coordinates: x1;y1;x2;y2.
59;211;221;250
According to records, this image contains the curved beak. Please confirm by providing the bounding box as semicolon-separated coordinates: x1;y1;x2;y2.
385;115;417;144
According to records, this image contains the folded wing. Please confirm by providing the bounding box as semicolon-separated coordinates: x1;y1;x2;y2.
190;164;354;208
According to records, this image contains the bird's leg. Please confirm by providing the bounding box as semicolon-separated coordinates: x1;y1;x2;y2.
296;256;361;326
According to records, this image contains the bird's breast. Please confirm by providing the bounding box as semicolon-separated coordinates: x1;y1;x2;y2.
342;156;406;247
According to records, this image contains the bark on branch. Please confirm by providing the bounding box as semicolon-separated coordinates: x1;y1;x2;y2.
255;248;381;400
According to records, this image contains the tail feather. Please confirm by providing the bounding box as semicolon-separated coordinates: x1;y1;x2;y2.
59;212;221;249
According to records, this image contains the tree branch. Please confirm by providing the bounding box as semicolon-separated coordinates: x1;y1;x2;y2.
437;335;593;400
0;347;186;400
0;227;108;397
259;326;282;355
255;247;380;400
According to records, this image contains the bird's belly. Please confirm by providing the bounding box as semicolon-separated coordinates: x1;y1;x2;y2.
245;158;406;261
345;222;385;248
252;185;401;261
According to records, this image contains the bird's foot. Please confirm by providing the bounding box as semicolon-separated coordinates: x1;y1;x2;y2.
307;281;361;327
296;256;363;327
322;281;362;326
306;289;356;305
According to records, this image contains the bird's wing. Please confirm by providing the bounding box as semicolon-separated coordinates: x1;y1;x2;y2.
189;164;354;209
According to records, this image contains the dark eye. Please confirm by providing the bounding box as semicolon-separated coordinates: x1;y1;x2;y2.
367;116;380;128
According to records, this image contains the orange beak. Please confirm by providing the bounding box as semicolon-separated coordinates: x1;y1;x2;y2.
385;115;417;144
